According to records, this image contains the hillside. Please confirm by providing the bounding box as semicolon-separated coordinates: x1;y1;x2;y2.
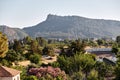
0;25;28;40
23;14;120;39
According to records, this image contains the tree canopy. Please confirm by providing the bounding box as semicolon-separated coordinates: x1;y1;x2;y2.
0;32;8;57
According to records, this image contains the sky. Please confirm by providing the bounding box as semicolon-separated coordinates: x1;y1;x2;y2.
0;0;120;28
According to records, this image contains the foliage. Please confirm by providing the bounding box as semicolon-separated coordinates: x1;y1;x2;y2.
115;54;120;80
23;75;38;80
42;45;55;56
30;40;40;54
97;39;105;46
112;42;120;55
57;53;96;76
87;69;98;80
29;54;41;64
23;36;32;44
71;70;85;80
36;37;47;47
116;36;120;46
0;32;8;57
0;59;12;67
13;39;22;52
28;66;67;80
5;50;25;62
60;39;86;57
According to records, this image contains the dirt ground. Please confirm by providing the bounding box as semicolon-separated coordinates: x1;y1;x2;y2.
41;56;57;64
17;56;57;66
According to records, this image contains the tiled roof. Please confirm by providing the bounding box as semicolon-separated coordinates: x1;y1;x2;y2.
0;66;21;77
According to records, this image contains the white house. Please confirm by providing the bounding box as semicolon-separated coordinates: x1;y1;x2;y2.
0;66;21;80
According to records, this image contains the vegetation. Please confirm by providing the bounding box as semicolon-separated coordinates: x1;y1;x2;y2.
0;32;8;58
28;66;67;80
0;31;119;80
29;54;41;64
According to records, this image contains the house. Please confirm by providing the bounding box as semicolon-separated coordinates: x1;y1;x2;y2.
0;66;21;80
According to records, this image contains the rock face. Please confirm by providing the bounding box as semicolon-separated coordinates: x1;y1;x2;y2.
1;14;120;40
23;14;120;39
0;25;28;40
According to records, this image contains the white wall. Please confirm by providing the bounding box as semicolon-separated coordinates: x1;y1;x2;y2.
12;74;20;80
0;74;20;80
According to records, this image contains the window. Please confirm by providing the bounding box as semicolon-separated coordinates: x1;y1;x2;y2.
17;76;19;80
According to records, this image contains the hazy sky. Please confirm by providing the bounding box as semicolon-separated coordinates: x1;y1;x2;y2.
0;0;120;28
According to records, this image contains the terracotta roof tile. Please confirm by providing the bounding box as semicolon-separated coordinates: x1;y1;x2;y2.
0;66;21;77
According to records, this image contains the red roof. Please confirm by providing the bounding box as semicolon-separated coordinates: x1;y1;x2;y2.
0;66;21;77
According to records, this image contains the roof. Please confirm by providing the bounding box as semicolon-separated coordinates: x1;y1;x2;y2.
0;66;21;77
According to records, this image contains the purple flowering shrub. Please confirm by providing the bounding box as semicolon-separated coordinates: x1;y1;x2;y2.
28;66;67;80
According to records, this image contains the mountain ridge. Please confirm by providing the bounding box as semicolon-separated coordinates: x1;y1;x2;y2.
23;14;120;39
0;25;28;40
1;14;120;40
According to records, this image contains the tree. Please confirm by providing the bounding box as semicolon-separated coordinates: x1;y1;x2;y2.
5;50;24;62
29;54;40;64
87;69;98;80
23;36;32;44
97;39;105;46
94;61;113;80
57;53;96;76
30;40;41;54
112;42;120;55
71;71;85;80
60;39;86;57
70;40;86;53
23;75;38;80
36;37;47;47
42;46;55;56
0;32;8;57
13;39;22;52
116;36;120;46
115;54;120;80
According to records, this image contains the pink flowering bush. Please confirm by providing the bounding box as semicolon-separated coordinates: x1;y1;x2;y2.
28;66;67;80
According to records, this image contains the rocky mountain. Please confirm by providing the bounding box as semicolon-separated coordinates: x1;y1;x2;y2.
0;25;28;40
23;14;120;39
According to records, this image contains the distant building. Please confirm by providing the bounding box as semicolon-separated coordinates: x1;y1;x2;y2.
0;66;21;80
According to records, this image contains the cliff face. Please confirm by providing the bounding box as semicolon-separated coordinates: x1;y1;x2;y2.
0;25;28;40
1;14;120;40
23;14;120;39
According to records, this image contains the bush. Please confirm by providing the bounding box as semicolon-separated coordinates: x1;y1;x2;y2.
28;66;67;80
29;54;40;64
23;75;38;80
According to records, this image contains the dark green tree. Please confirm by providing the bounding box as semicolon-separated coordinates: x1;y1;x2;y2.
29;54;40;64
13;39;22;52
70;40;86;53
115;54;120;80
5;50;23;62
30;40;42;54
116;36;120;46
97;39;105;46
23;36;32;45
36;37;47;47
42;45;55;56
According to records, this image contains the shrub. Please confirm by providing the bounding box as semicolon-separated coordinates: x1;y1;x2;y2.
28;66;67;80
29;54;40;64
